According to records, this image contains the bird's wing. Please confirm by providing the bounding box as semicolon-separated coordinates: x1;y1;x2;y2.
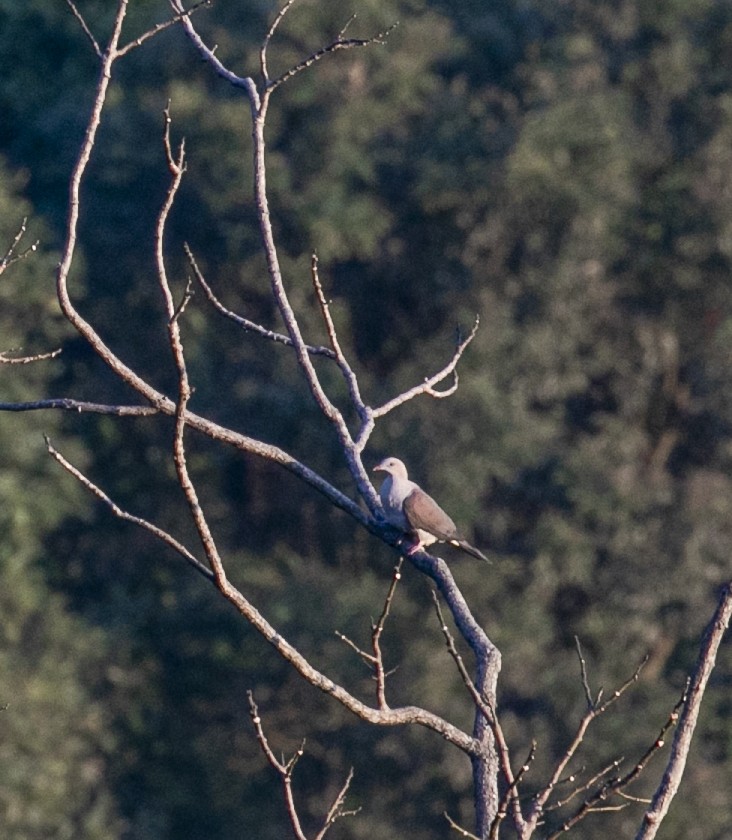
403;487;457;541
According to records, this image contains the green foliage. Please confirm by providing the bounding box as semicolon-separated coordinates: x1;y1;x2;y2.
0;163;123;838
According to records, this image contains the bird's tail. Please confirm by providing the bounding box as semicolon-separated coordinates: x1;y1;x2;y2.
450;539;491;564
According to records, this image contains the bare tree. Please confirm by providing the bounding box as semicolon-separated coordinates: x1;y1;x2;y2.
1;2;730;837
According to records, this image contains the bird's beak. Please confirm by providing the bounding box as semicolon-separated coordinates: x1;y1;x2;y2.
373;462;385;473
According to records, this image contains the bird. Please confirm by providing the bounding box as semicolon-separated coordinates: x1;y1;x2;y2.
373;456;490;563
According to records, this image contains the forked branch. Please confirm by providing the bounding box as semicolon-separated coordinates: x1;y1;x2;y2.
248;692;360;839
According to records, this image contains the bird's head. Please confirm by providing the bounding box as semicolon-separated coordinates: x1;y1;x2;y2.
373;457;408;479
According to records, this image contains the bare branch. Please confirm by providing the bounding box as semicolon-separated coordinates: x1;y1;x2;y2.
0;217;39;276
372;317;480;418
260;0;300;82
575;635;597;708
185;243;336;359
46;423;481;756
432;592;525;836
44;437;213;581
636;580;732;840
64;0;102;58
310;252;371;430
524;649;648;835
548;686;688;839
169;0;258;99
544;757;623;812
267;23;398;94
371;558;403;709
489;743;535;840
0;348;62;365
335;560;402;709
444;812;481;839
0;399;159;416
315;767;361;839
117;0;211;58
248;691;308;840
248;692;359;839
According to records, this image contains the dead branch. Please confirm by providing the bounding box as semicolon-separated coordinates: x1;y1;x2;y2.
370;558;403;709
523;643;648;835
636;580;732;840
0;348;62;365
44;436;213;581
547;686;688;839
117;0;211;58
371;317;480;419
336;559;403;710
445;812;481;839
432;591;524;836
257;0;395;93
267;24;398;94
0;217;39;276
64;0;102;58
248;692;360;839
0;399;156;415
44;431;483;755
310;253;372;432
185;243;336;359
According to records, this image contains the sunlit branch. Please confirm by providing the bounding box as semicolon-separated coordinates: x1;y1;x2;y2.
44;436;213;580
337;559;403;710
310;252;371;426
117;0;212;57
185;243;336;358
372;317;480;418
0;217;39;276
0;348;62;365
636;580;732;840
548;686;688;839
524;644;648;835
64;0;102;58
432;592;523;835
0;398;158;415
248;692;360;839
266;23;398;94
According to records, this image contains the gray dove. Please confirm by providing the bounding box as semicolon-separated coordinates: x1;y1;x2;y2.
373;457;490;563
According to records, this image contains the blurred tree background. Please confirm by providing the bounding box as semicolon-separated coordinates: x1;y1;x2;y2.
1;0;731;837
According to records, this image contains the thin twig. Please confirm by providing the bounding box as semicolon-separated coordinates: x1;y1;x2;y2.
371;317;480;419
267;24;398;93
44;437;213;580
315;767;361;839
117;0;211;57
310;252;371;433
490;742;535;840
0;217;39;276
64;0;102;58
0;399;159;415
444;812;481;839
260;0;300;82
547;687;688;839
525;646;648;834
371;558;403;709
185;243;336;358
335;559;403;709
248;691;308;840
544;757;624;811
248;691;359;839
575;635;598;707
0;348;62;365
